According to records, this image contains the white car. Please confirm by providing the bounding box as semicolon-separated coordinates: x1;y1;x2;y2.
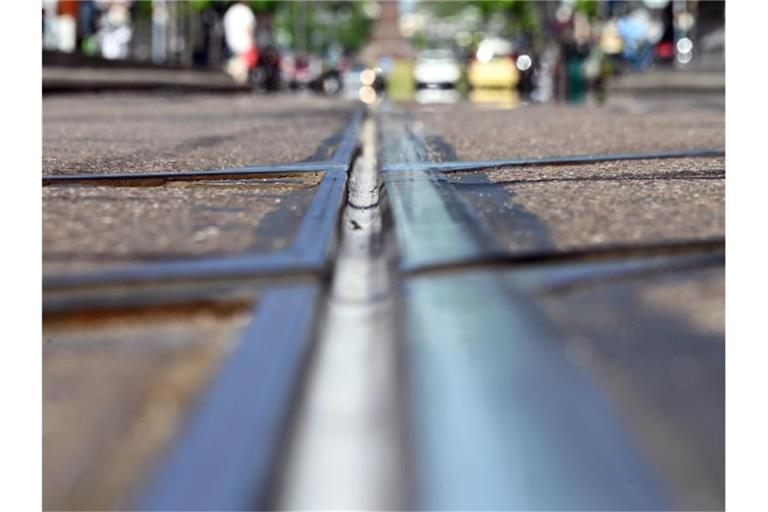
414;49;461;89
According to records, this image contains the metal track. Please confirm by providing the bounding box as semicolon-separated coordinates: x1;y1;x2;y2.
137;283;321;510
379;103;671;509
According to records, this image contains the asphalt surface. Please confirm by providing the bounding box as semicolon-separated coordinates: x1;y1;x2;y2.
452;158;724;254
43;93;354;175
415;100;724;162
42;91;725;510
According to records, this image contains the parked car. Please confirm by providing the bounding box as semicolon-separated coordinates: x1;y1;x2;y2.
316;67;343;95
414;49;461;89
468;38;519;90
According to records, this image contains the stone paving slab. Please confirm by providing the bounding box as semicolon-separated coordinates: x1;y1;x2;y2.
452;159;724;254
43;305;253;511
43;93;355;175
529;267;724;509
414;102;724;162
43;175;321;275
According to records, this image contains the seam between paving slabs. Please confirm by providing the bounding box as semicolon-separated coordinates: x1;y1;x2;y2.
41;161;345;186
402;237;725;278
378;101;670;510
381;147;725;174
45;147;723;186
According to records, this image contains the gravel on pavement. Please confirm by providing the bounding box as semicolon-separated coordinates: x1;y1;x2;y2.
414;101;724;162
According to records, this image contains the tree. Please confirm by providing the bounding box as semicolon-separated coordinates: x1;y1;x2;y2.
475;0;539;36
272;1;374;55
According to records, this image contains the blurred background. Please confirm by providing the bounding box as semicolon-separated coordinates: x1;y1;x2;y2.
41;0;725;102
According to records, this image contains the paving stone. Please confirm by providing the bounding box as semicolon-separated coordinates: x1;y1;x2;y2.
413;102;724;162
43;93;355;175
43;175;322;274
453;161;724;254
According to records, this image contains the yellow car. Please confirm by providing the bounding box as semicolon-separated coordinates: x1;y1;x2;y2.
468;38;519;90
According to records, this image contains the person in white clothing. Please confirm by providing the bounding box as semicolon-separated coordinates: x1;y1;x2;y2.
223;2;257;83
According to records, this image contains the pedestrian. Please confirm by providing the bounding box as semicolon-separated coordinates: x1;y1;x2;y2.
97;0;133;60
223;1;257;84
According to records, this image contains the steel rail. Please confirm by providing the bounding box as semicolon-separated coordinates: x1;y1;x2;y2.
379;103;669;509
382;147;725;174
378;109;505;272
136;283;320;511
402;270;670;510
329;104;364;165
381;168;504;271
